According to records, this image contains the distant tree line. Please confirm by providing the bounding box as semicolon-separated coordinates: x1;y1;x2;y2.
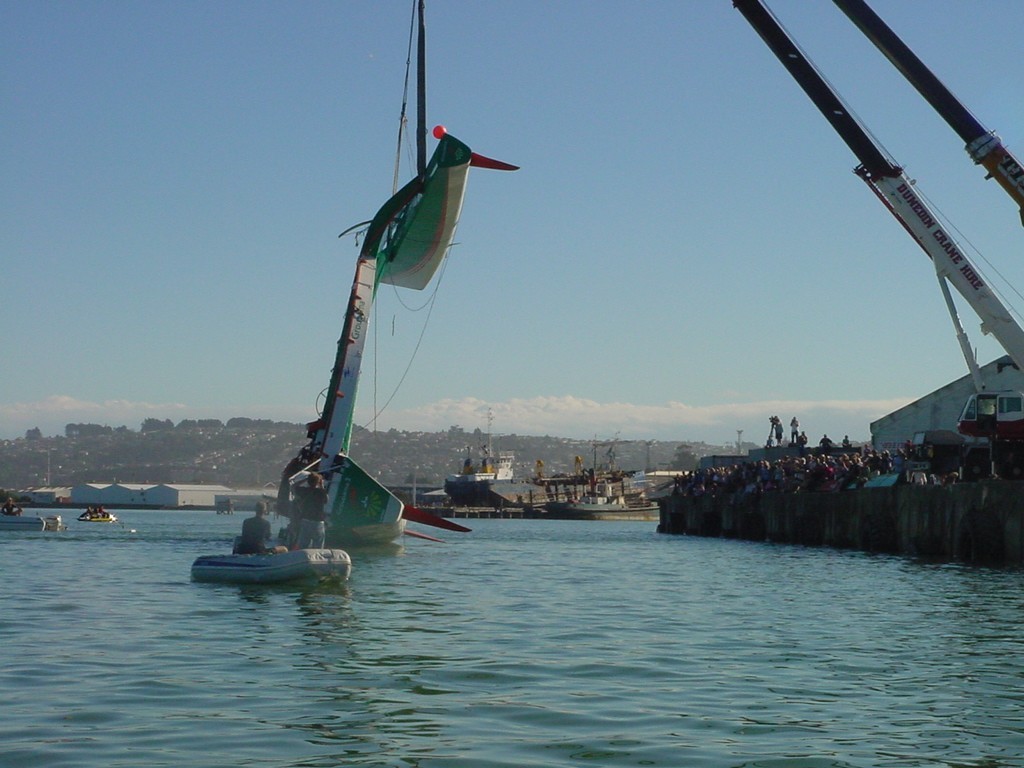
55;418;303;438
65;423;120;438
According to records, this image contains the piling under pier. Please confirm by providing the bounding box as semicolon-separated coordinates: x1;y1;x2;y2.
658;480;1024;565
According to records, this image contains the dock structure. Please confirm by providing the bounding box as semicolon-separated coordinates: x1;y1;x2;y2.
447;506;533;519
658;480;1024;566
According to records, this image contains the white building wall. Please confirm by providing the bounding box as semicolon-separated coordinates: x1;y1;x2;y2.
71;484;112;505
23;487;72;504
145;486;183;507
70;483;238;507
155;484;234;507
871;357;1024;450
107;484;158;506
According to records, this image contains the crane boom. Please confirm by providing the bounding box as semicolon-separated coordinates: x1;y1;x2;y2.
832;0;1024;226
732;0;1024;380
732;0;896;181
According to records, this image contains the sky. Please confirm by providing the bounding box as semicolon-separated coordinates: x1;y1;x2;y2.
3;1;1024;448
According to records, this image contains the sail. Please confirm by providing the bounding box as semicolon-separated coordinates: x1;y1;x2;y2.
377;133;473;290
314;132;475;462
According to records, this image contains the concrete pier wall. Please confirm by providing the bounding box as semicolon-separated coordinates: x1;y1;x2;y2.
658;480;1024;565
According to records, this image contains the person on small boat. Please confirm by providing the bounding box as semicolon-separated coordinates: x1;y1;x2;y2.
236;502;273;555
80;505;111;521
293;472;328;549
2;497;22;516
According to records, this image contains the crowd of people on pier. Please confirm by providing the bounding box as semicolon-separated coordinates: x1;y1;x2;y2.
673;414;963;498
673;447;905;499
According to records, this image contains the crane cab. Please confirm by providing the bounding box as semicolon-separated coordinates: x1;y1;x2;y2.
958;391;1024;440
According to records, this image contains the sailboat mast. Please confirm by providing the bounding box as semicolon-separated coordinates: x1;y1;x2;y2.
416;0;427;177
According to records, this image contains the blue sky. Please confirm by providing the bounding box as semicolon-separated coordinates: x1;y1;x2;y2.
3;0;1024;446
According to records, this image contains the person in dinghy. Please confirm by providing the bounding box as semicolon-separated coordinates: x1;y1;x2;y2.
235;502;282;555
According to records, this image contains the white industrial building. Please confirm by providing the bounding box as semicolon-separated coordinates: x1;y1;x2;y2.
104;483;159;507
71;483;114;506
213;488;276;513
148;484;234;507
21;486;72;505
68;483;235;508
871;356;1024;450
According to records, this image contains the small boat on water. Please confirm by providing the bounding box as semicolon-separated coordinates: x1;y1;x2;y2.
545;470;659;521
0;514;66;532
190;548;352;585
545;494;660;521
0;515;44;531
78;509;118;523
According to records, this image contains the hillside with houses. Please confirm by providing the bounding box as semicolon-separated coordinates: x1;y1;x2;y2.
1;419;721;498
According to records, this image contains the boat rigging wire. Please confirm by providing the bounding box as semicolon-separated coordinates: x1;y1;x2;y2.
371;0;429;431
393;0;419;194
363;246;452;429
338;219;372;240
912;183;1024;327
768;4;901;171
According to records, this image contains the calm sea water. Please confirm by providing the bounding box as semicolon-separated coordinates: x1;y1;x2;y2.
2;511;1024;767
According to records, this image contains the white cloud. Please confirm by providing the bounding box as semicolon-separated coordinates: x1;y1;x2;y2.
0;396;191;437
368;394;915;444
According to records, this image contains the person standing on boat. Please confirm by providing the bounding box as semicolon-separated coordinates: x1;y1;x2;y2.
237;502;273;555
294;472;328;549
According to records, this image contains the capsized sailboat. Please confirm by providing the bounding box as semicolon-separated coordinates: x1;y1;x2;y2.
282;132;516;546
278;4;517;547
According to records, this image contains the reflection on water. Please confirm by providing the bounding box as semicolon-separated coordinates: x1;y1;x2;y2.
2;512;1024;767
